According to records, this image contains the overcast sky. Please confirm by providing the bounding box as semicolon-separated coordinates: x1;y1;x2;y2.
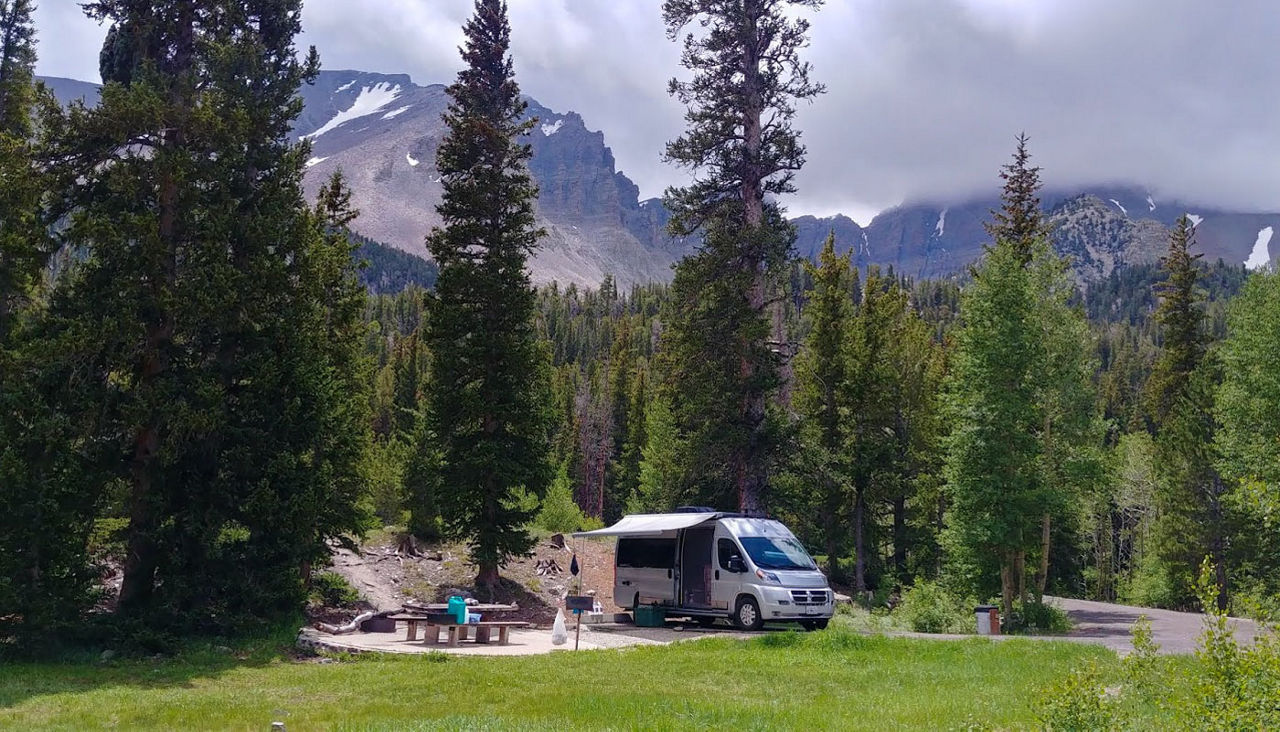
35;0;1280;222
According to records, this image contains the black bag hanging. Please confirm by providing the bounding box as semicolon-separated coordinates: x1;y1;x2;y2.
570;553;580;576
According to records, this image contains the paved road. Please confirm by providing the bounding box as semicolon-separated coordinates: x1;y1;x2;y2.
1051;596;1264;654
587;598;1269;655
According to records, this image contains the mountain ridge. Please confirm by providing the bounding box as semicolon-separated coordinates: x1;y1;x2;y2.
40;71;1279;285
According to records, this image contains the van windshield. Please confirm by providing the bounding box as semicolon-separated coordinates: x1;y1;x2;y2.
739;536;816;571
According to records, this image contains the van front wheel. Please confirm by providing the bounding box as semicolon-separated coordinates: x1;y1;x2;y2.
734;596;763;631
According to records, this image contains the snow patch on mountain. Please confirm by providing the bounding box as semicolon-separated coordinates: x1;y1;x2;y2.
303;82;403;140
1246;227;1273;270
406;153;419;167
934;208;948;237
1110;199;1128;216
335;80;356;93
1147;195;1156;211
382;105;413;120
541;119;564;136
305;156;328;168
1187;213;1204;227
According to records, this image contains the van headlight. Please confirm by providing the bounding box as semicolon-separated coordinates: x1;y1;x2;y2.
755;569;781;584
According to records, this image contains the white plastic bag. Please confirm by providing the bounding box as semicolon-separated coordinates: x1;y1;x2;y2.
551;609;568;646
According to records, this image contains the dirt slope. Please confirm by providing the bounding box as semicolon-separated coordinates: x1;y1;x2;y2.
326;532;617;627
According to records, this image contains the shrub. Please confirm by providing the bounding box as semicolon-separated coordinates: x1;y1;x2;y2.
310;571;360;608
536;463;592;534
1118;554;1181;609
1009;600;1073;635
1173;558;1280;729
366;439;410;527
1033;560;1280;730
896;580;974;634
1035;661;1116;732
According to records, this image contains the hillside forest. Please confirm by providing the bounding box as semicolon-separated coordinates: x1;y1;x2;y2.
2;0;1279;651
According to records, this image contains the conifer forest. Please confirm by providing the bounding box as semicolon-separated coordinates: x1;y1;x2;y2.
3;0;1279;658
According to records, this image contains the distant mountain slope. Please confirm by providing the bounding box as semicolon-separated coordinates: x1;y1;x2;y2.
37;72;1279;285
797;185;1279;280
41;76;100;106
294;70;684;287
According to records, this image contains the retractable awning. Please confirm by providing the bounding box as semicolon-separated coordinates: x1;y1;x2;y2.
572;513;717;538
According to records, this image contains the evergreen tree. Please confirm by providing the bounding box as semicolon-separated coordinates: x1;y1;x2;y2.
46;0;366;624
1215;271;1280;601
633;395;685;513
419;0;552;588
1216;270;1280;518
0;0;106;642
1142;216;1229;608
943;239;1045;618
615;367;648;510
984;132;1050;267
661;0;824;514
884;283;946;585
0;0;42;335
844;267;902;591
792;234;853;578
1027;243;1105;600
1145;216;1204;427
603;319;635;522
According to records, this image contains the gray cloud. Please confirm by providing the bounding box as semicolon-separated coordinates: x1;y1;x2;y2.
34;0;1280;221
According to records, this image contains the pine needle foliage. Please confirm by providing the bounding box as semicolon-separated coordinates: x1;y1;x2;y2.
418;0;553;587
660;0;824;513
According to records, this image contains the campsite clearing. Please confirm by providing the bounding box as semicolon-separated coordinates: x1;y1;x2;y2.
1;631;1111;730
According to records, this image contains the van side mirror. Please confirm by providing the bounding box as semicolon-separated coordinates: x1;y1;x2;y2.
728;556;746;573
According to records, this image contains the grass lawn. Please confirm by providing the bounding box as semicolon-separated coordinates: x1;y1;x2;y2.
0;630;1115;730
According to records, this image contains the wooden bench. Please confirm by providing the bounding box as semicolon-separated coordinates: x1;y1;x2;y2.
383;613;452;642
468;621;529;645
422;620;530;647
385;614;529;646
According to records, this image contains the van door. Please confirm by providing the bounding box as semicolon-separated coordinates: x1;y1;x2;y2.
679;527;715;608
709;531;744;611
615;538;677;607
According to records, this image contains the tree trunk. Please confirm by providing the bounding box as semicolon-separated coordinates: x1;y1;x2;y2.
853;485;866;593
119;6;194;608
1014;550;1027;607
734;0;767;517
1036;513;1051;601
825;535;840;582
893;494;907;585
1000;556;1015;620
1209;475;1229;611
476;564;500;590
823;483;841;580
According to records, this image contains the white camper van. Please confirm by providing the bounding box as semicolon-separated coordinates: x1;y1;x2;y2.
574;509;834;630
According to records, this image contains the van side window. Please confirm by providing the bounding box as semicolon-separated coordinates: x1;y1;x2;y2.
717;538;739;570
617;538;676;569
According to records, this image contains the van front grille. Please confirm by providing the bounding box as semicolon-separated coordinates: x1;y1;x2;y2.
790;590;828;606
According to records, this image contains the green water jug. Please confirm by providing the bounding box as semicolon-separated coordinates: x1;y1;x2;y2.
448;596;467;624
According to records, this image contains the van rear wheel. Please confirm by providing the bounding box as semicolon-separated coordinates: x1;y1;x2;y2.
734;596;763;631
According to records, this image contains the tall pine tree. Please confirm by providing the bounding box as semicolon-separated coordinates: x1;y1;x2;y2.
47;0;368;623
419;0;552;588
661;0;824;513
0;0;42;335
792;234;854;578
1144;216;1230;608
0;0;103;641
984;132;1050;267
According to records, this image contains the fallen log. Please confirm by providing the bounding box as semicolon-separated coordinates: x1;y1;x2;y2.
316;611;374;635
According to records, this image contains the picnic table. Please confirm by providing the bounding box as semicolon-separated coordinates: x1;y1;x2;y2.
385;603;528;647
